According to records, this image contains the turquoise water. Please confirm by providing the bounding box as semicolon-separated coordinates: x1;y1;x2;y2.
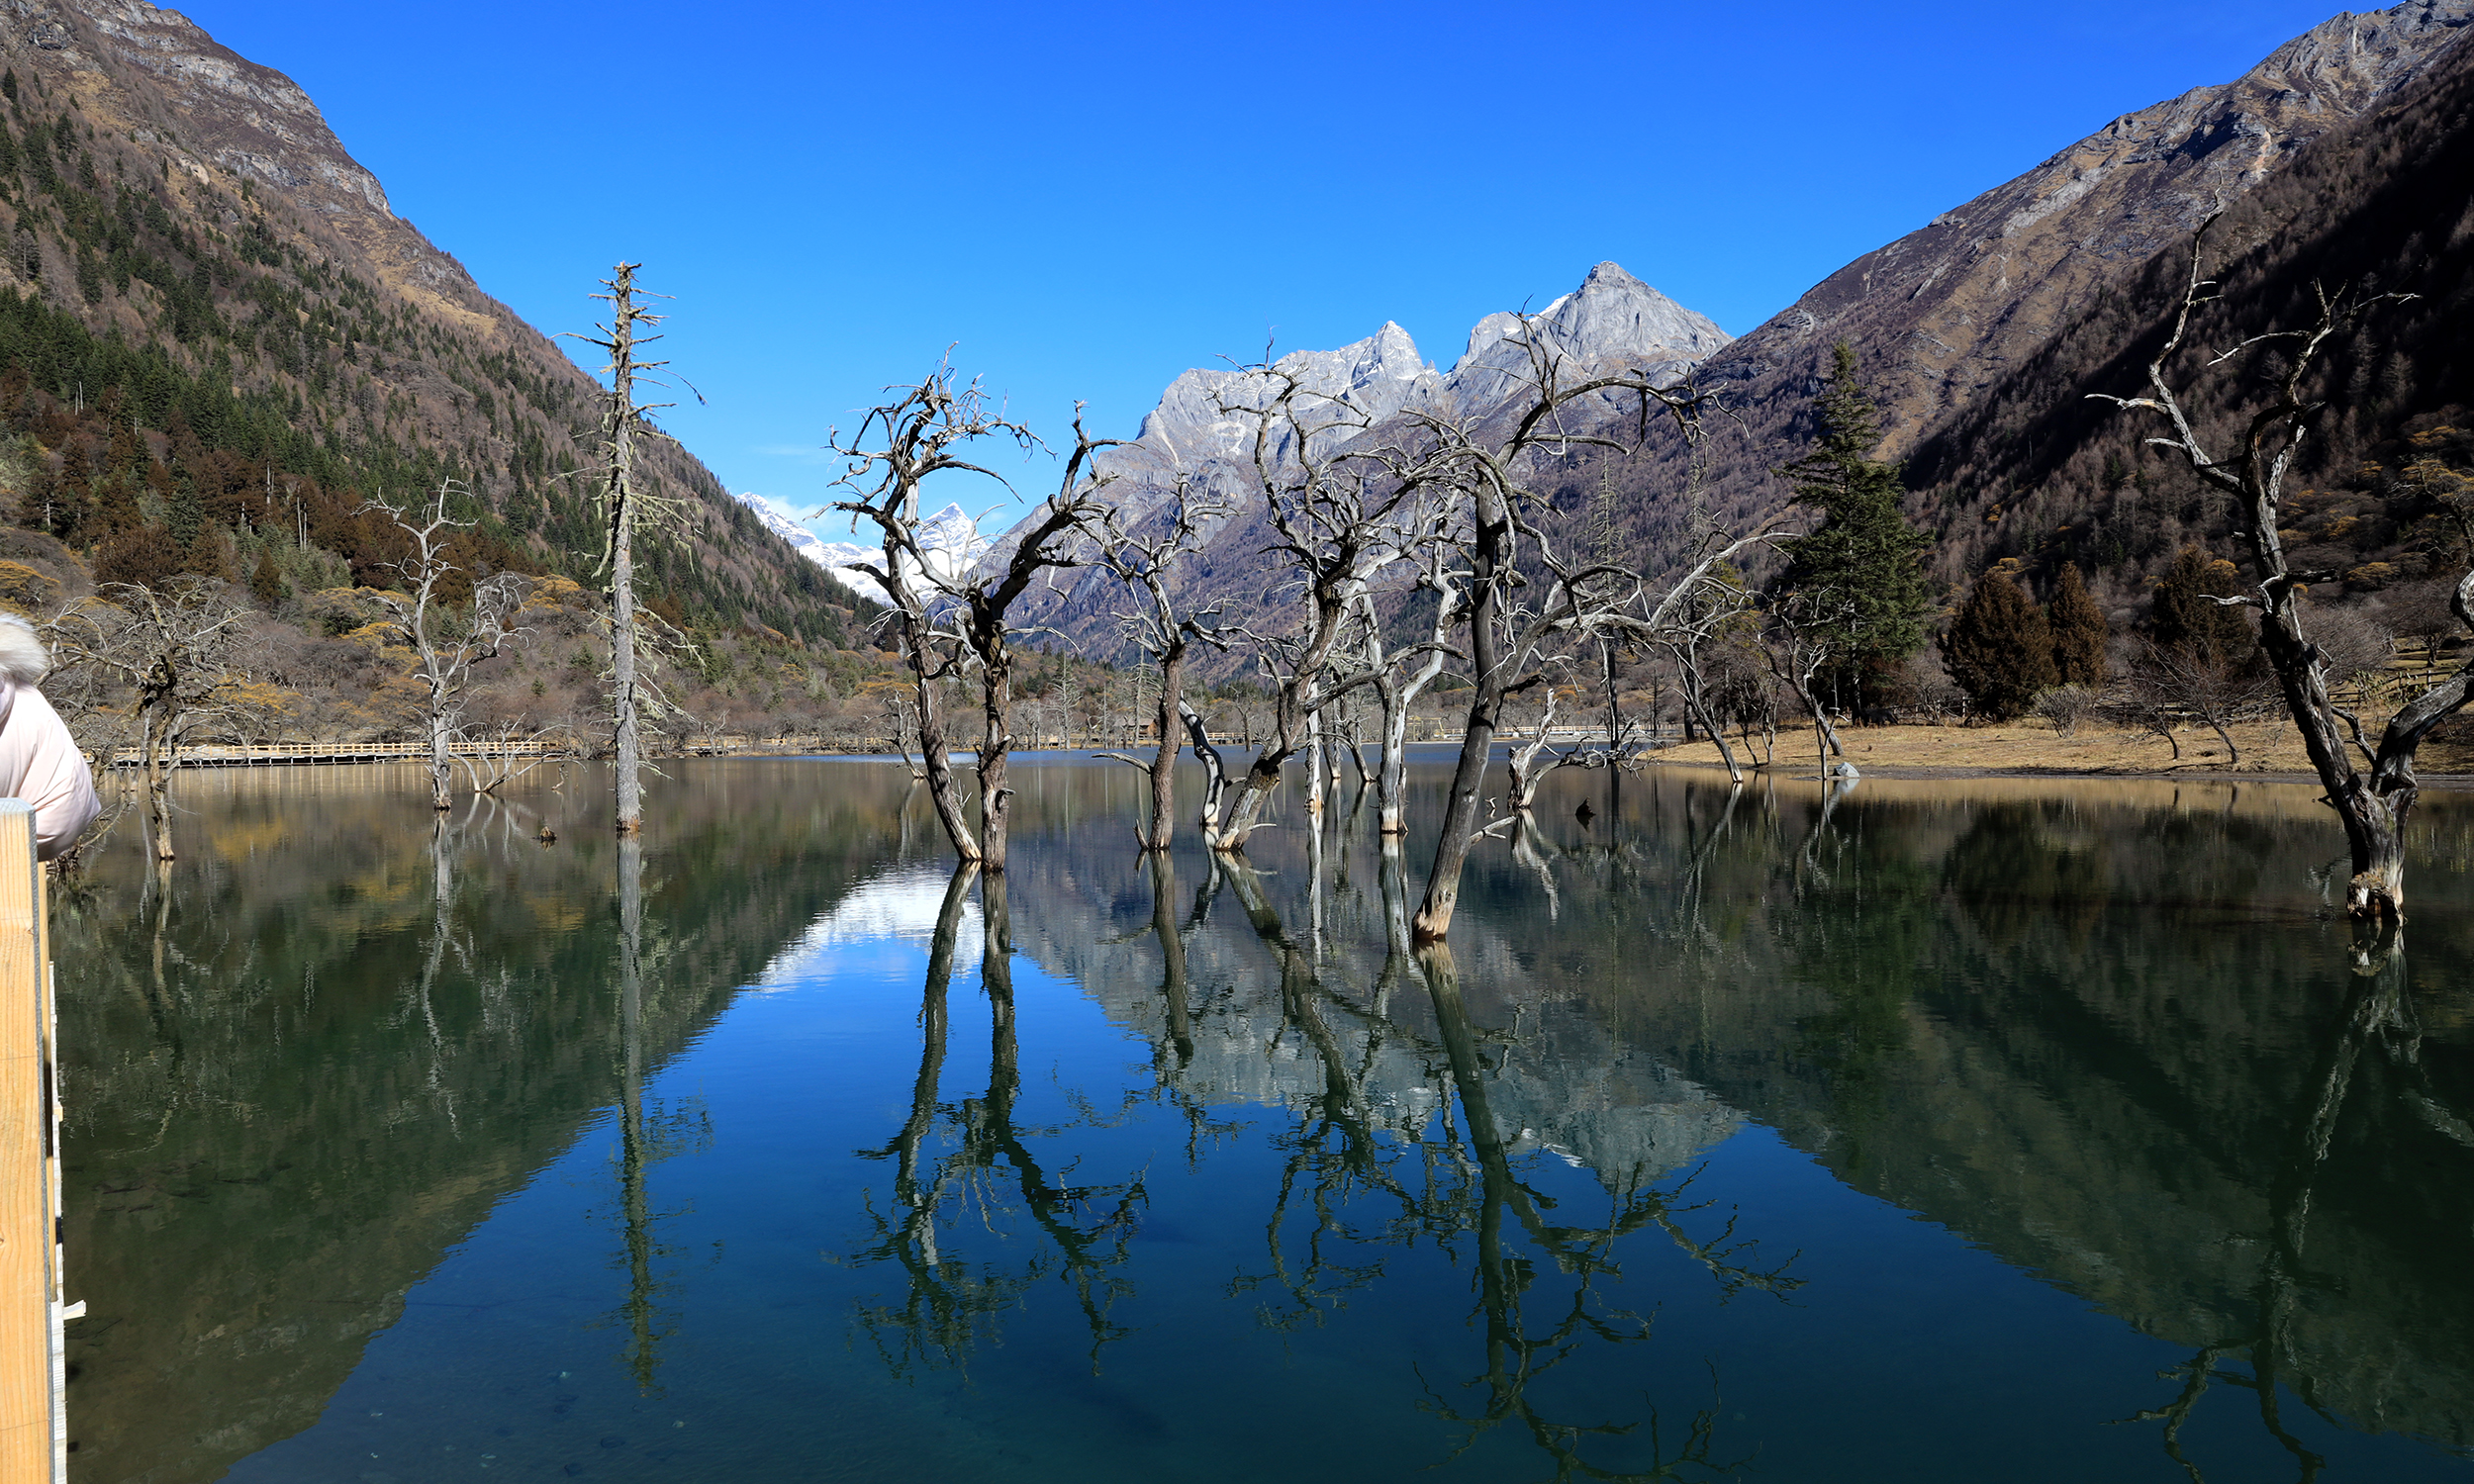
53;757;2474;1482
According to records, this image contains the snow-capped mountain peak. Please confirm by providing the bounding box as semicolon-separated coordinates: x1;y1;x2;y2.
733;491;990;606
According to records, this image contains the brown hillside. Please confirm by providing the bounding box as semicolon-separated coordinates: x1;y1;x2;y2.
0;0;866;645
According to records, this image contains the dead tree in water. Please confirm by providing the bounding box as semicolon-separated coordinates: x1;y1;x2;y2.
1092;472;1230;852
368;478;528;811
1763;588;1855;778
2091;218;2453;918
939;412;1118;871
829;363;1035;865
1203;361;1428;853
47;579;251;862
1356;522;1462;836
1402;347;1762;943
566;263;689;838
1653;558;1759;785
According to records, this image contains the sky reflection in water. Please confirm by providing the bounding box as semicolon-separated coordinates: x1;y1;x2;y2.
50;757;2474;1483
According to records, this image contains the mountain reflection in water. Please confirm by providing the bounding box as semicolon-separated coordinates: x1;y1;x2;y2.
48;757;2474;1483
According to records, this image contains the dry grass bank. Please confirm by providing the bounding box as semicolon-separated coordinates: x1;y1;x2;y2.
1647;718;2474;780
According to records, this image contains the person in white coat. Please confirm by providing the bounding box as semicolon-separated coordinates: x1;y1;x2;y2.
0;612;98;860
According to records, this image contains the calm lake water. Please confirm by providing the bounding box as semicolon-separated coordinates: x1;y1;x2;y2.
49;754;2474;1483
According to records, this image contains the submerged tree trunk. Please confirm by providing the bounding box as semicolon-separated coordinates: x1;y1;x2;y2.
428;705;454;813
1413;482;1511;944
978;644;1016;873
599;265;648;839
906;640;982;865
1182;701;1229;837
1376;678;1413;836
1141;647;1185;853
143;709;174;863
1305;707;1327;823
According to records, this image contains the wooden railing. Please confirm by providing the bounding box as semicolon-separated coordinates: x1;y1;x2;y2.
99;737;869;769
105;740;568;769
0;801;66;1481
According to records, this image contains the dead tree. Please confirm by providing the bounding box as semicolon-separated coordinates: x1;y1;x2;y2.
933;412;1118;872
47;579;250;862
2122;632;2277;764
368;478;528;810
1764;589;1856;777
2091;219;2454;918
1653;559;1760;784
1202;361;1429;853
1401;346;1758;942
1091;472;1230;852
1355;522;1462;837
565;263;691;838
829;362;1035;865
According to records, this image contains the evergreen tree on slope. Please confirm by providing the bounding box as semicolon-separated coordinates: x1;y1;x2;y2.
2046;562;2111;687
1774;341;1933;710
1941;567;2055;721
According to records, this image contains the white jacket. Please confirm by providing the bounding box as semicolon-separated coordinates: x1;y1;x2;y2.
0;617;99;860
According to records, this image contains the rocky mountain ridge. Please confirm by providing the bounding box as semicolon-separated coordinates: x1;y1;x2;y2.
1103;260;1725;486
986;260;1728;649
994;0;2474;665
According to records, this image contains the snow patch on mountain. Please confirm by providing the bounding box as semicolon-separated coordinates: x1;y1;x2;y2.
733;491;990;606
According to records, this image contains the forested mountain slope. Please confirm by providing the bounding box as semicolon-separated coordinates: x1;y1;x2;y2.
0;0;866;648
1903;6;2474;622
1597;0;2474;603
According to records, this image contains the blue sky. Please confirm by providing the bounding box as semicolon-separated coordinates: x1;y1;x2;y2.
181;0;2349;534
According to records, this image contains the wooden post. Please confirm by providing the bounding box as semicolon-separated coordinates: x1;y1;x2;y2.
0;801;65;1481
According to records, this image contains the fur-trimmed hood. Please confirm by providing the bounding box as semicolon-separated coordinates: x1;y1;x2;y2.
0;613;48;688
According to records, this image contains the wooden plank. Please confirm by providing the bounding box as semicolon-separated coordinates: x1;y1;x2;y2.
0;801;57;1482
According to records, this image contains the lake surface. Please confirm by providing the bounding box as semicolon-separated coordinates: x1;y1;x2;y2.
50;754;2474;1483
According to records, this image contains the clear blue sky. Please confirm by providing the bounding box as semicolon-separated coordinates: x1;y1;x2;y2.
180;0;2349;531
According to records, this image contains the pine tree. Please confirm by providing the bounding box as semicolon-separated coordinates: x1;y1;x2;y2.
2148;545;2255;667
1940;568;2055;720
166;465;202;551
2046;562;2110;686
1774;341;1933;708
249;547;289;608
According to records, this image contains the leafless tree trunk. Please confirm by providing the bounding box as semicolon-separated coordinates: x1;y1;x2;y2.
1201;361;1426;853
1403;347;1750;942
2092;219;2458;917
828;363;1038;865
567;264;692;838
369;478;529;810
947;417;1116;872
1358;567;1457;836
47;580;251;862
1092;474;1229;851
1765;590;1852;773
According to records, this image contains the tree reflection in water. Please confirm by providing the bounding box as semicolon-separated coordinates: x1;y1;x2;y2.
593;833;712;1395
844;825;1801;1479
2123;924;2432;1484
1408;944;1784;1482
845;866;1150;1377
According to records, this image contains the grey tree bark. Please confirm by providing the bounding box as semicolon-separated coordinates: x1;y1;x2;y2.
2092;219;2463;918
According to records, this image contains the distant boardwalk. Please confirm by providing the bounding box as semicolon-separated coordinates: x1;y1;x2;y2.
102;737;844;769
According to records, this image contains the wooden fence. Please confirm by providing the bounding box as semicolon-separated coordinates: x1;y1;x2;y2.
98;737;854;770
0;801;66;1481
